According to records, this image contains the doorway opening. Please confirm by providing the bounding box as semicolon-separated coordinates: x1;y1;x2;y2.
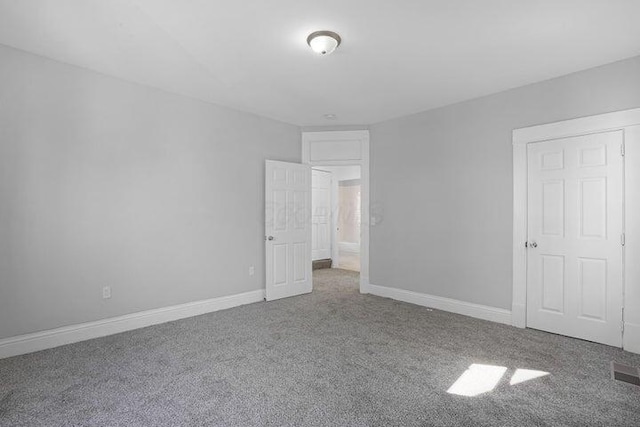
264;130;370;301
302;130;370;294
312;165;362;275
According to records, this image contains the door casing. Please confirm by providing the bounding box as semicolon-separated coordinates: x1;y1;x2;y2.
512;108;640;353
302;130;370;293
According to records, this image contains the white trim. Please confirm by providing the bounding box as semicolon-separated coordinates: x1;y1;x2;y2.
0;289;265;359
368;283;512;325
513;108;640;145
623;125;640;355
330;175;340;265
512;143;528;328
302;130;370;293
624;322;640;355
360;282;372;294
512;107;640;354
511;303;526;329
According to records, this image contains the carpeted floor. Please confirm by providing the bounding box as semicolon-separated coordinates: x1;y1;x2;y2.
1;269;639;426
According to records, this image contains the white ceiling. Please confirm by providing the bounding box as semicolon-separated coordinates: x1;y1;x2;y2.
1;0;639;126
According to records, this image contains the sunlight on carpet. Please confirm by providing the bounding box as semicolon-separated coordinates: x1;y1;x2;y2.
447;364;550;397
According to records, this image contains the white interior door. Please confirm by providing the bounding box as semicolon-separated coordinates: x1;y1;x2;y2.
265;160;312;301
312;169;332;261
526;131;624;347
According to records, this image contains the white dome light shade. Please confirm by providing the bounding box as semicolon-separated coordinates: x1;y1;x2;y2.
307;31;341;55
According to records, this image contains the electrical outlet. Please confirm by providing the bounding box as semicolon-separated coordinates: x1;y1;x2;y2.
249;266;255;276
102;286;111;299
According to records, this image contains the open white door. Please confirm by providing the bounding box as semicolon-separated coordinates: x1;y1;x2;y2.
265;160;312;301
312;169;332;261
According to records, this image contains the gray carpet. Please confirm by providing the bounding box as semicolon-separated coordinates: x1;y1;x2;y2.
1;269;639;426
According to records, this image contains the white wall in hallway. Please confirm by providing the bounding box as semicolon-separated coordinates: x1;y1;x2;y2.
338;183;361;247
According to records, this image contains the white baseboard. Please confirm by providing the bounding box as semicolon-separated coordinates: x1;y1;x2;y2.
624;322;640;355
367;283;512;325
0;289;265;359
359;276;371;294
511;303;526;328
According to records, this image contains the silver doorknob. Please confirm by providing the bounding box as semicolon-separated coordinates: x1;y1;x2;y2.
267;236;275;241
530;241;537;248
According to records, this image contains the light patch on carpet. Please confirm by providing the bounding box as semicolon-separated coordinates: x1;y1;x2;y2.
448;365;550;397
510;369;549;385
447;364;507;397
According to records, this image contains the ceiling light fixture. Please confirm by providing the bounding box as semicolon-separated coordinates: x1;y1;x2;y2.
307;30;341;55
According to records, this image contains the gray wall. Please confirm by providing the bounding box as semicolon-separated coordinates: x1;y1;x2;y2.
370;55;640;310
0;45;300;339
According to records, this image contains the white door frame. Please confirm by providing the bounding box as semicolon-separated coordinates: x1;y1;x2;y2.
302;130;370;293
512;107;640;353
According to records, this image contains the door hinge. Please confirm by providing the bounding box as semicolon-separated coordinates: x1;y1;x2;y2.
621;142;625;157
525;241;528;248
621;233;626;246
